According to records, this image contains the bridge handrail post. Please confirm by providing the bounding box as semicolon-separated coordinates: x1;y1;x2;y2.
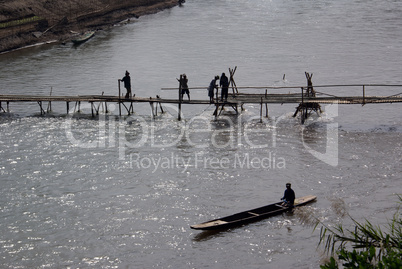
363;85;366;106
118;79;122;116
178;74;182;121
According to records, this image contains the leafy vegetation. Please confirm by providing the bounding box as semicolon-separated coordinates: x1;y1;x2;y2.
315;196;402;268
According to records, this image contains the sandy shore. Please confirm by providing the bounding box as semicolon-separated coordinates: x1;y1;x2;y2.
0;0;180;53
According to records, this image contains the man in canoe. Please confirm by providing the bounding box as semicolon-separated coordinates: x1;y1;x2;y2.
120;70;132;99
281;183;295;207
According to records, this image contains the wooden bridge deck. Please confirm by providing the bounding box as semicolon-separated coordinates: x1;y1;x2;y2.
228;93;402;104
1;93;401;105
1;90;401;123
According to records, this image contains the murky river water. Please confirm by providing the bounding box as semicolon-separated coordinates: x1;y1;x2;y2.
1;0;401;268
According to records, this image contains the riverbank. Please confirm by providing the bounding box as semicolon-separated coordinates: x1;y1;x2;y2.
0;0;179;53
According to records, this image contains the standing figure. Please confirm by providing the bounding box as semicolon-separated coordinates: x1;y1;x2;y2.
177;74;190;100
281;183;296;207
305;72;315;97
220;72;229;101
208;76;219;103
121;70;132;99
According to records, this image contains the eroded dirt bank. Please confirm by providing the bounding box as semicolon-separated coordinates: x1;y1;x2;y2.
0;0;179;53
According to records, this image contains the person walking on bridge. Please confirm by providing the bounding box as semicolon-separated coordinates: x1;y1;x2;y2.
120;70;132;99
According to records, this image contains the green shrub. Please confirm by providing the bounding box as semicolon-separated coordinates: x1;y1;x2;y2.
316;196;402;268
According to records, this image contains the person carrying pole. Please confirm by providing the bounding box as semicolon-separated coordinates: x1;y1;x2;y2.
119;70;133;99
177;74;190;100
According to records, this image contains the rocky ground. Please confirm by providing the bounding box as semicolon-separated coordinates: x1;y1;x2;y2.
0;0;179;53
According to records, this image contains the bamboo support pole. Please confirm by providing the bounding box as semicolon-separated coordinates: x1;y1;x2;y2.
178;74;182;121
90;102;95;117
120;102;133;115
0;102;6;113
118;79;122;116
260;97;263;123
214;98;219;120
47;87;52;113
158;102;164;113
229;66;238;94
301;87;305;124
37;101;45;115
363;85;366;106
150;102;156;119
97;91;104;114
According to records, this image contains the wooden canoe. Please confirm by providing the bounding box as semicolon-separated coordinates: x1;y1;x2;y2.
72;31;95;44
190;195;317;230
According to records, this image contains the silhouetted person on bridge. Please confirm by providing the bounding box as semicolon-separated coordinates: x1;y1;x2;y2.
177;74;190;100
208;76;219;103
220;72;229;101
120;70;132;99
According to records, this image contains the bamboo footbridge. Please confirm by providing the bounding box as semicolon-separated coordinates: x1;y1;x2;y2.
1;70;401;124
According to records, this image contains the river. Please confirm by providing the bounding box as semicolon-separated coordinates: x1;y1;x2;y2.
0;0;401;268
